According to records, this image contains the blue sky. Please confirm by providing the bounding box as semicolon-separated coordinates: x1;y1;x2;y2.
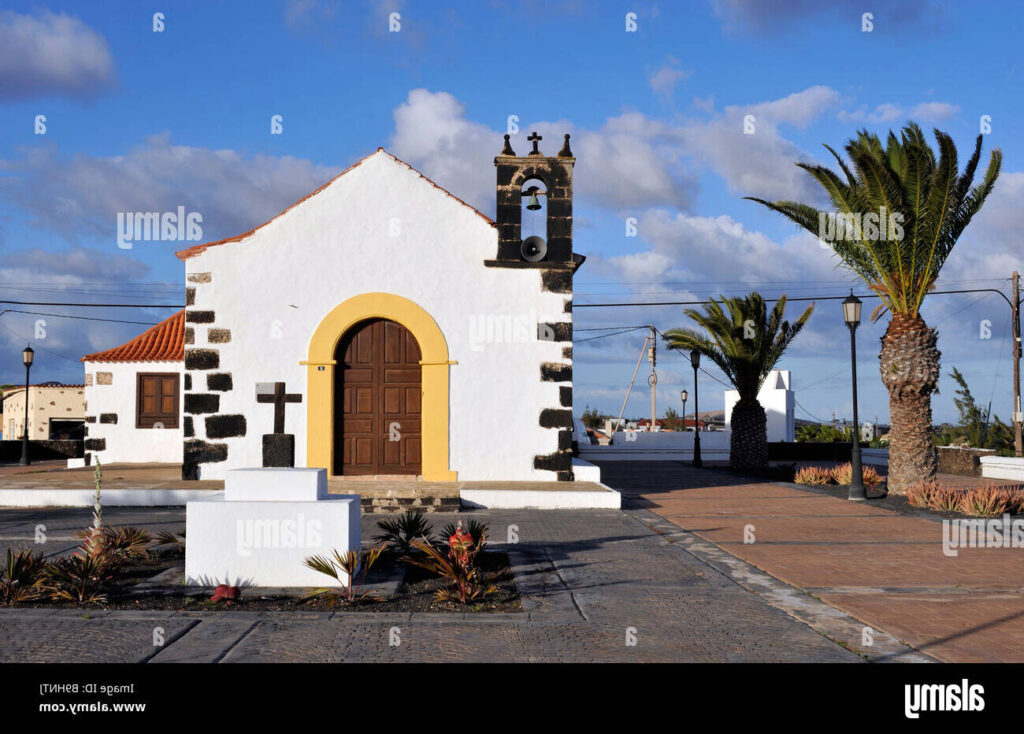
0;0;1021;426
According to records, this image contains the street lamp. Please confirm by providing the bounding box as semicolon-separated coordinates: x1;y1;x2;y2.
19;345;34;466
680;389;688;432
842;292;865;500
690;350;702;467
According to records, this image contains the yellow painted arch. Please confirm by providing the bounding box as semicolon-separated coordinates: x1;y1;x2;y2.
303;292;457;480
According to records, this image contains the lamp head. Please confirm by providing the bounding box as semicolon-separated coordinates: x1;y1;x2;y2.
22;345;34;367
842;290;862;327
689;349;700;369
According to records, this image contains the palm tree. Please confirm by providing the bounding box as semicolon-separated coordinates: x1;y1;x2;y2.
747;123;1001;492
663;292;813;471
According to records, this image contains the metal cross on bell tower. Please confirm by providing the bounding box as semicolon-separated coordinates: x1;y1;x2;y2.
527;131;543;156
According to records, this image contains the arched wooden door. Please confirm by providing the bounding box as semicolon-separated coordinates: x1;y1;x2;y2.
334;318;422;475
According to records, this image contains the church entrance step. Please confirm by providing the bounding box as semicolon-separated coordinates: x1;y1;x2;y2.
361;495;460;514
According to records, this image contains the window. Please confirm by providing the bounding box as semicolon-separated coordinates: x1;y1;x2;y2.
136;373;179;429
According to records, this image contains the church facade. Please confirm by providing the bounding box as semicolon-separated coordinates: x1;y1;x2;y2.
175;135;582;482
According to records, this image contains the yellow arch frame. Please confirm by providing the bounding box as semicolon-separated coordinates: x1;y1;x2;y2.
303;292;457;480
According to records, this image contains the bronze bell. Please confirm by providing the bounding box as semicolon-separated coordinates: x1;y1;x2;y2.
524;186;542;211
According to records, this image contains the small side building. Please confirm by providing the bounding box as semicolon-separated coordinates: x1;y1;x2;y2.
81;311;185;464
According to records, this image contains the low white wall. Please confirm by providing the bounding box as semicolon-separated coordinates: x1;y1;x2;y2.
572;457;601;482
460;484;620;509
579;430;730;461
0;488;222;508
84;361;184;464
980;456;1024;481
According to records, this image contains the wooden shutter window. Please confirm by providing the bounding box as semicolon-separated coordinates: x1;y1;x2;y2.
136;373;179;429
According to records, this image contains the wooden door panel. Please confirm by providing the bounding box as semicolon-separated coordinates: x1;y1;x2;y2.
335;318;422;475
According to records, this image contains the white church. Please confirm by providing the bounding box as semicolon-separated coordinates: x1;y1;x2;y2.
81;134;584;483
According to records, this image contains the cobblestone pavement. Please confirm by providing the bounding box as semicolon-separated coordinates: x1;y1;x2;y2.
0;504;863;663
597;460;1024;663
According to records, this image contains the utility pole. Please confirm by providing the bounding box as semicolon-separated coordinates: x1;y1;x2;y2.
1013;271;1022;457
648;325;656;431
615;334;650;433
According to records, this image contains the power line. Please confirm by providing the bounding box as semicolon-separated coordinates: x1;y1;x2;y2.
795;399;830;424
0;310;159;326
574;287;1014;309
0;321;80;364
575;326;648;343
0;300;183;308
575;325;648;331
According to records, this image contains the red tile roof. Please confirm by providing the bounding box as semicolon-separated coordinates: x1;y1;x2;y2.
175;148;494;261
81;311;184;363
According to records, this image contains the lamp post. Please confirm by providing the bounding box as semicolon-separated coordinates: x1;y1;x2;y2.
842;292;865;500
690;350;702;467
19;345;34;466
680;389;688;432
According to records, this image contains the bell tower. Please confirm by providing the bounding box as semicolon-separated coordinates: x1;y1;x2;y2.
491;131;576;263
488;132;583;481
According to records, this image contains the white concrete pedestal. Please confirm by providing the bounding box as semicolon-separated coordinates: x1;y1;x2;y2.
184;467;360;587
981;456;1024;481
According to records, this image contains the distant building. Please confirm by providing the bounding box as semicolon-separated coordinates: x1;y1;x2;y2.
2;384;86;441
724;369;795;441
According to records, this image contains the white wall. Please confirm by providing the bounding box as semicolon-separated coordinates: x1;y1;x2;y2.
724;369;795;442
578;430;731;461
185;151;569;480
83;361;184;464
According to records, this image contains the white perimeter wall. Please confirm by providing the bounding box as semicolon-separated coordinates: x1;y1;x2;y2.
83;361;184;464
186;151;569;481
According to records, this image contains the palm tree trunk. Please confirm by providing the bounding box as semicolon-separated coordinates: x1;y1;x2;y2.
879;314;940;493
729;398;768;471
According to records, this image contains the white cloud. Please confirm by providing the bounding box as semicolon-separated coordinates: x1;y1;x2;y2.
389;89;698;213
0;134;339;245
944;171;1024;282
839;100;959;124
678;87;839;201
647;56;691;99
388;86;841;214
0;10;116;101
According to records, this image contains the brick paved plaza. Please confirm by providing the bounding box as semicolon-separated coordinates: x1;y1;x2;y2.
1;460;1019;663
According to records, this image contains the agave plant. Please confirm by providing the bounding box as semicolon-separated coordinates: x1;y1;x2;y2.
748;122;1001;491
794;466;832;486
830;462;883;490
906;479;937;508
0;549;48;606
928;485;964;513
374;511;435;553
959;485;1009;518
303;544;385;605
663;292;813;471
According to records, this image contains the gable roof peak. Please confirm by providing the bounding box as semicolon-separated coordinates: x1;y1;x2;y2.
175;148;493;261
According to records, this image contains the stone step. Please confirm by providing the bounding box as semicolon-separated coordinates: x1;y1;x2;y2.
360;495;460;514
